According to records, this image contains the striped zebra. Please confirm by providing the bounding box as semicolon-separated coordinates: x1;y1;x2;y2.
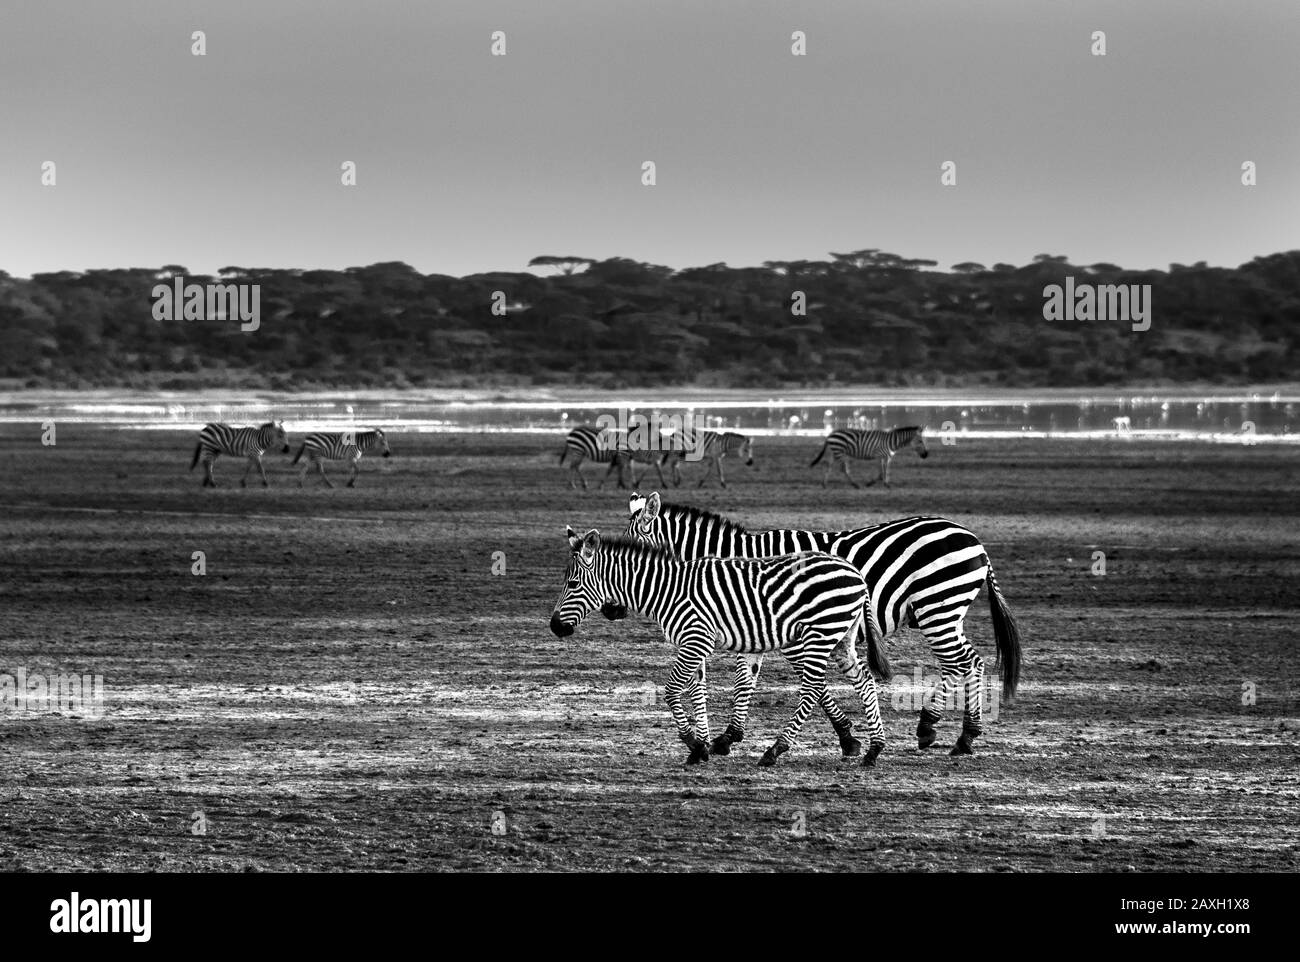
611;491;1021;757
810;426;929;488
292;429;391;488
550;528;888;767
189;421;290;488
660;430;754;488
558;426;669;490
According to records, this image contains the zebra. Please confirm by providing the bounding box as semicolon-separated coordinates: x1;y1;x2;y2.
809;426;929;488
189;421;290;488
550;528;889;767
660;430;754;488
292;429;391;488
610;491;1021;757
558;426;670;490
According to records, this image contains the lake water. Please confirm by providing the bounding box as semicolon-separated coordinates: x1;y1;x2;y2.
1;390;1296;443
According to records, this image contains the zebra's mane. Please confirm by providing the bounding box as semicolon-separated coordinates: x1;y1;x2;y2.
657;502;748;535
598;534;680;562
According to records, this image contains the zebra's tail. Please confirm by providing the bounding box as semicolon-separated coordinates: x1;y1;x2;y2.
291;443;306;465
987;564;1022;702
189;443;202;470
862;603;892;682
809;440;830;467
558;445;568;465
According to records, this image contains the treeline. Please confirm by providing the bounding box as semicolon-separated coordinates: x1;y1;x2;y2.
1;249;1296;389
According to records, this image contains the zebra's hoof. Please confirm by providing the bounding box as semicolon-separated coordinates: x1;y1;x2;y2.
950;738;975;756
862;742;885;767
686;743;710;765
239;480;247;488
710;736;733;756
917;726;938;749
839;737;863;758
346;481;356;488
758;742;788;767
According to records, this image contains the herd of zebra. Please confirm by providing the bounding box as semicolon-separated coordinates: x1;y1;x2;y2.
559;424;931;490
189;421;391;488
186;420;930;492
550;491;1020;769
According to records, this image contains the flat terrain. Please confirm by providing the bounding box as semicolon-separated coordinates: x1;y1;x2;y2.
1;425;1297;872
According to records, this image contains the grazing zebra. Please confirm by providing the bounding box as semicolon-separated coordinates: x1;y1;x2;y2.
610;491;1021;757
810;426;929;488
189;421;290;488
550;528;888;767
558;426;670;490
660;430;754;488
292;429;391;488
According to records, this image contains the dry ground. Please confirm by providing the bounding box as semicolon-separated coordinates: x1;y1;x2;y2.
0;425;1297;871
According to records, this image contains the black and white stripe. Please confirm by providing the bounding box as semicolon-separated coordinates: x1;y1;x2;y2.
292;429;391;488
189;421;290;488
620;492;1021;756
809;426;929;487
558;426;669;490
659;430;754;488
550;529;888;766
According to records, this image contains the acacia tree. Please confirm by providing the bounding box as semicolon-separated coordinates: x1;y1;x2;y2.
527;255;596;276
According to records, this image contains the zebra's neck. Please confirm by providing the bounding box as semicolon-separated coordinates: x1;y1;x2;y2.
598;547;684;622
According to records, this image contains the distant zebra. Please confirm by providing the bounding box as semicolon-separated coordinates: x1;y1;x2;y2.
550;528;887;767
558;426;669;490
613;491;1021;757
660;430;754;488
810;426;929;488
189;421;290;488
292;429;391;488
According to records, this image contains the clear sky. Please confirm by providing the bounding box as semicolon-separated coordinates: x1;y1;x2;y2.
1;0;1296;279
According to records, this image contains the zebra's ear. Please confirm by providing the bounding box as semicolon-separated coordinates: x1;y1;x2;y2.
580;529;599;559
644;491;661;520
628;491;646;516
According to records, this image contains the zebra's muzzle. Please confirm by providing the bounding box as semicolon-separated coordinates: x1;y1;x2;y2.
919;451;929;459
281;445;291;453
549;614;574;637
382;451;391;458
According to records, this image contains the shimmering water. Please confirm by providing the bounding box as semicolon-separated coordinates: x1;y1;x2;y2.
2;390;1296;443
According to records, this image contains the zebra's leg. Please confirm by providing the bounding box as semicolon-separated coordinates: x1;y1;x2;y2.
346;456;361;488
760;644;832;767
696;456;716;488
317;458;334;489
716;456;728;489
240;456;256;488
832;633;886;766
841;459;861;489
201;454;217;487
596;459;619;490
255;454;269;487
663;634;713;764
952;645;985;756
297;460;309;488
682;663;710;748
711;655;762;754
822;459;833;488
883;455;893;488
815;686;863;758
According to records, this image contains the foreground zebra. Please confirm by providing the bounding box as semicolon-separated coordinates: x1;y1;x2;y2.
292;429;391;488
558;426;669;490
810;426;929;488
660;430;754;488
550;528;888;766
610;491;1020;757
189;421;290;488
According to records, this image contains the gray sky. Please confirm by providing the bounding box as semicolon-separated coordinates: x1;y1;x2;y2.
2;0;1296;278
